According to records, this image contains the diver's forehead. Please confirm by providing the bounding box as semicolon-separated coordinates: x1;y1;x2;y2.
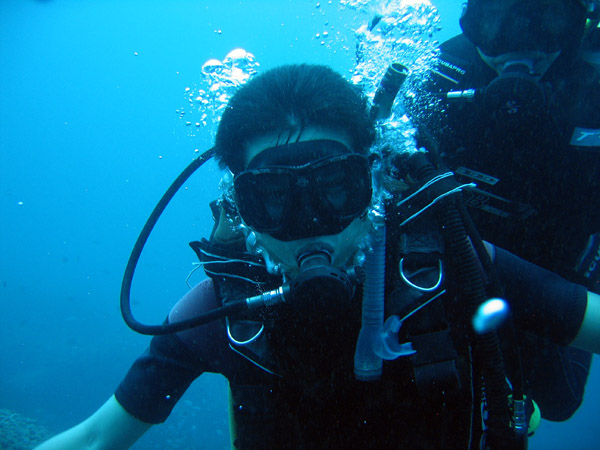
243;128;353;170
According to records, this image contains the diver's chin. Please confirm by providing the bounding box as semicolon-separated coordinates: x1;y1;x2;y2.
246;217;371;277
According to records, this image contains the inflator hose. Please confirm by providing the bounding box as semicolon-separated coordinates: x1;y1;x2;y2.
457;200;525;403
407;153;524;449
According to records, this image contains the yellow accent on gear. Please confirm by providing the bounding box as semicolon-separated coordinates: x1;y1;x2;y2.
528;399;541;436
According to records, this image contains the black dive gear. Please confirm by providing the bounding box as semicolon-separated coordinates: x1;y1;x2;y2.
460;0;587;57
234;140;372;242
404;152;527;450
407;29;598;426
454;0;587;126
369;62;527;448
482;61;549;126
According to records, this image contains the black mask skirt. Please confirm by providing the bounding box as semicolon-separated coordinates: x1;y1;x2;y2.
234;140;372;242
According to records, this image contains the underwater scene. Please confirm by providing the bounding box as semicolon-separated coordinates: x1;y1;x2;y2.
2;0;600;449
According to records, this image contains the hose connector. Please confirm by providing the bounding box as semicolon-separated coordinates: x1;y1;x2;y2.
245;285;290;309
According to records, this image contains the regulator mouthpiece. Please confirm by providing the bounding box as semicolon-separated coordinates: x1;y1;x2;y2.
289;250;363;320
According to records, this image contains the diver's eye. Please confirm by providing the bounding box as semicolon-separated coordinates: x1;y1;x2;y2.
316;171;349;210
262;184;288;218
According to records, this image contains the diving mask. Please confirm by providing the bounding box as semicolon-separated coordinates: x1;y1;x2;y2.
234;140;372;242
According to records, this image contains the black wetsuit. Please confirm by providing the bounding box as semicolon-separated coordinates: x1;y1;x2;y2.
115;229;587;449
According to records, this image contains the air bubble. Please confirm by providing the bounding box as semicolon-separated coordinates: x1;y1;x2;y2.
181;49;260;133
202;59;224;75
345;0;442;174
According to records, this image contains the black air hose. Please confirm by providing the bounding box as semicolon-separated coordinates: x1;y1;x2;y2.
407;153;515;449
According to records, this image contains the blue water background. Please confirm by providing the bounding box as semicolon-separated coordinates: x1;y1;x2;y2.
1;1;598;449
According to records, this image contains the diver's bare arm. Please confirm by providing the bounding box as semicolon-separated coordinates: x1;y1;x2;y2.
34;395;151;450
570;291;600;354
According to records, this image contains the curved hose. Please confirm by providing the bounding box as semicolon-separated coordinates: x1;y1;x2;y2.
120;148;231;335
408;153;523;449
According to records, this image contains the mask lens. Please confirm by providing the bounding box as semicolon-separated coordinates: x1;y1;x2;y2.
234;154;371;240
234;170;293;231
313;155;371;218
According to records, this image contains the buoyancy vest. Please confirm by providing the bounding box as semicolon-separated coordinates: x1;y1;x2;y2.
191;199;489;449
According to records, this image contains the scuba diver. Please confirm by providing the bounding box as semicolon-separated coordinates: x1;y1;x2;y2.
36;64;600;450
405;0;600;423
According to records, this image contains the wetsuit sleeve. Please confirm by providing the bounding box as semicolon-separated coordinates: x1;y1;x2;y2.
115;279;225;424
493;246;588;345
114;331;207;424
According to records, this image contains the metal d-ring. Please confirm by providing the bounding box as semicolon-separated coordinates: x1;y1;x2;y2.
399;257;443;292
226;317;265;345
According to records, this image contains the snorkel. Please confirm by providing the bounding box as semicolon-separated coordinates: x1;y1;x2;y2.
354;63;416;381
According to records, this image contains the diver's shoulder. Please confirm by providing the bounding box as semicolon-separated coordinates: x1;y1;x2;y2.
435;33;484;82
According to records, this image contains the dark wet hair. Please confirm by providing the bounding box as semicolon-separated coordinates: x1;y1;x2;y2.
214;64;375;174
